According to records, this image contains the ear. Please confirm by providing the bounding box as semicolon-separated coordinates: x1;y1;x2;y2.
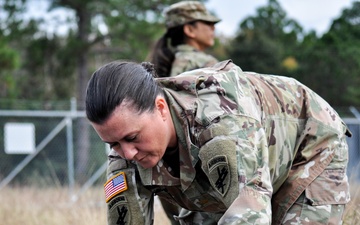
155;96;169;120
183;24;196;38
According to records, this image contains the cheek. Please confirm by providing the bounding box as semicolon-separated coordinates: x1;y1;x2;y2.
142;115;168;152
144;130;164;147
143;130;167;154
201;31;212;43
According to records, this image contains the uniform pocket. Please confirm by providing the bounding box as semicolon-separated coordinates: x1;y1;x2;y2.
305;168;350;205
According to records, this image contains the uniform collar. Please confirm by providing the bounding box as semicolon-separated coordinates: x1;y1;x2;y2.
175;44;199;53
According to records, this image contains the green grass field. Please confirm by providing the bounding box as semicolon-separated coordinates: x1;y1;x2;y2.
0;182;358;225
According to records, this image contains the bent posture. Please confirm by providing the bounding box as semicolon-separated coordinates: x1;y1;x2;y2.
86;60;351;225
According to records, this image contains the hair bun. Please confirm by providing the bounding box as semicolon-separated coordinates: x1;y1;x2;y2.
141;62;157;78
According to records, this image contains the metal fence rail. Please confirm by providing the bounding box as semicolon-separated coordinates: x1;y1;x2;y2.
0;100;108;201
0;103;359;201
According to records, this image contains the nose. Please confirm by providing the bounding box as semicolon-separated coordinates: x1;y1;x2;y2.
121;143;138;161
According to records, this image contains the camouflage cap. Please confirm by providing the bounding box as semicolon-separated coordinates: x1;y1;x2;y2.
164;1;221;28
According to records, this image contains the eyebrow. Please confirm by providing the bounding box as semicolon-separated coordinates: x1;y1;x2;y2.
102;130;138;144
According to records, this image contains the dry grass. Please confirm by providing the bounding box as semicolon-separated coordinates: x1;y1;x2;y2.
0;186;106;225
0;181;359;225
0;186;170;225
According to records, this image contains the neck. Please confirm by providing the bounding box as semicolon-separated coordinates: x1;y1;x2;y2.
185;39;205;51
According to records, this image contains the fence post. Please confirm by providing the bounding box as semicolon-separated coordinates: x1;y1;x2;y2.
67;97;76;197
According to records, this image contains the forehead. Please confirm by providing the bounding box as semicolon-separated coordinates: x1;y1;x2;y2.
92;104;143;139
108;103;145;127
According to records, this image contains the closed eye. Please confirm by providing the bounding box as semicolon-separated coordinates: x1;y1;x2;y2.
125;135;137;142
108;142;118;149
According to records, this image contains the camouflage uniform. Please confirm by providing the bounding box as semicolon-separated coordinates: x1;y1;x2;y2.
170;44;218;77
163;2;221;222
105;60;351;225
164;1;220;78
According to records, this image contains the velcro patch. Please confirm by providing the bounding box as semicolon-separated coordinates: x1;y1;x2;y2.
108;195;131;225
208;155;230;196
104;172;128;203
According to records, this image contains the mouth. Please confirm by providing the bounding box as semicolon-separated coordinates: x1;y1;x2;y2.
136;154;148;162
138;157;145;162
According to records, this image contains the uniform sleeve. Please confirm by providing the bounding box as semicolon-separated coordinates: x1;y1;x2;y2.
105;150;154;225
198;114;272;225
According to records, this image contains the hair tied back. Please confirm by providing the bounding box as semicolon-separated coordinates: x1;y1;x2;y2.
141;62;158;78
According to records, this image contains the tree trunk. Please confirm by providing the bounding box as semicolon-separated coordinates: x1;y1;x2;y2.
75;6;91;184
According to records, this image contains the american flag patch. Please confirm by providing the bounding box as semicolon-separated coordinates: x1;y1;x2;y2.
104;172;128;203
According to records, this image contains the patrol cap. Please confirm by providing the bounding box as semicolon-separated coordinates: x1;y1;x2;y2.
164;1;221;28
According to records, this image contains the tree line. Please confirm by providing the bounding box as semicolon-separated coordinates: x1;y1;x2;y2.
1;0;359;185
1;0;359;108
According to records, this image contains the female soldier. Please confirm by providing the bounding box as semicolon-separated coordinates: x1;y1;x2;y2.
86;60;351;225
148;1;220;77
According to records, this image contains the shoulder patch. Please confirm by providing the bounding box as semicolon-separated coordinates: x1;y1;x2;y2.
208;155;230;196
108;195;131;225
104;172;128;203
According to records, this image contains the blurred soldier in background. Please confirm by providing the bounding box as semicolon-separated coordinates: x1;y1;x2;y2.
148;1;220;77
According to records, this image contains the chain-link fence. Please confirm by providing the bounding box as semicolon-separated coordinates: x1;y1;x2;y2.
345;107;360;181
0;99;108;201
0;99;359;200
346;120;360;181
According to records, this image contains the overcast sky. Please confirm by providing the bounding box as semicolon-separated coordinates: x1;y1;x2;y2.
205;0;356;36
25;0;357;37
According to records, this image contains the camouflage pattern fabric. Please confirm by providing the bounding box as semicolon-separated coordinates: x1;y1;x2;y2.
106;154;154;225
170;44;218;77
105;60;350;224
164;1;220;29
166;43;219;224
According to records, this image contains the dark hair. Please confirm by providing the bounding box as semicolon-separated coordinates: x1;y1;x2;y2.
148;21;197;77
85;61;163;124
